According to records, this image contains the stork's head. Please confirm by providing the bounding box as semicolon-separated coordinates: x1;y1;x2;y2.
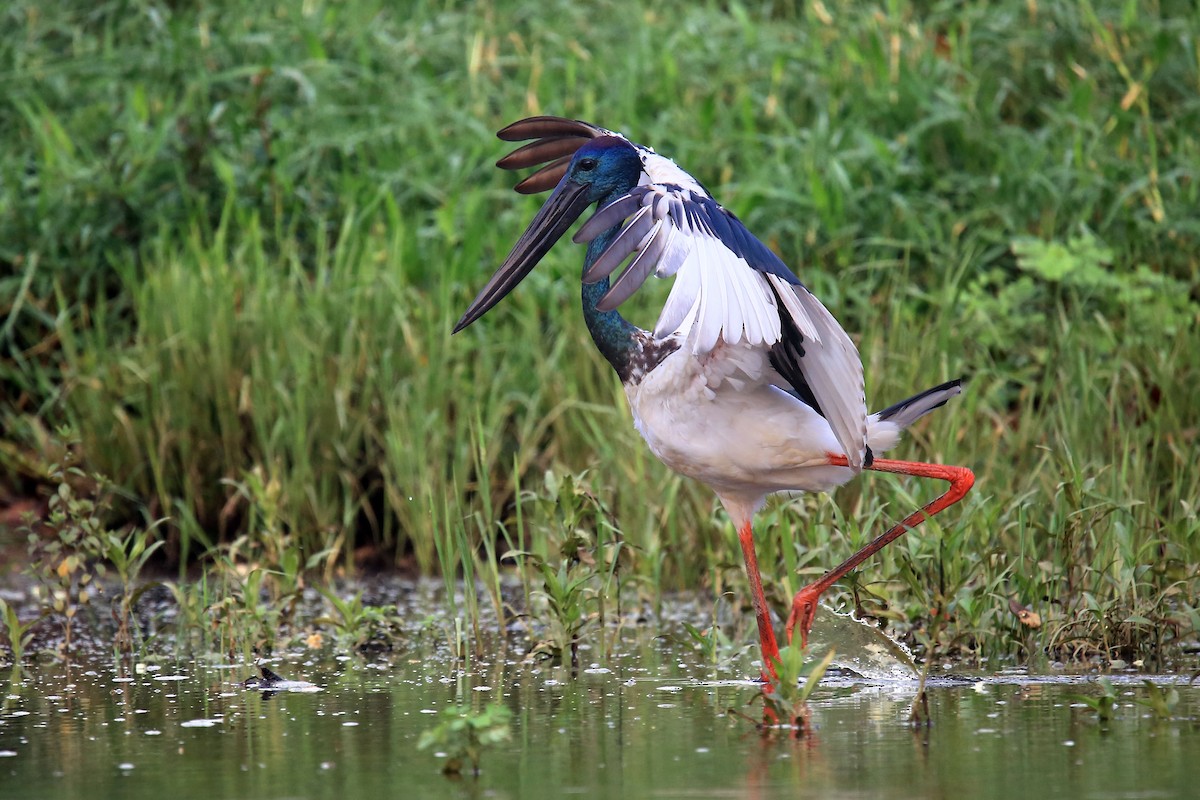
563;136;643;201
453;136;641;333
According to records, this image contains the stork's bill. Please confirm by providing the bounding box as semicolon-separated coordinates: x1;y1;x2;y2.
454;179;593;333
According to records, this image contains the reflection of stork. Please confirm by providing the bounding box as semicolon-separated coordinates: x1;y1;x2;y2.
456;116;974;673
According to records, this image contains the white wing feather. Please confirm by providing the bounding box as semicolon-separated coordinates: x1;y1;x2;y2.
578;170;869;467
771;276;868;469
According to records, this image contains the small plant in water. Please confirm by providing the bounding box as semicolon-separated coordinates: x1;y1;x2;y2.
314;586;400;652
206;558;283;661
0;599;45;666
740;645;835;737
21;437;110;656
1069;677;1119;722
907;601;953;726
97;524;165;655
18;431;167;658
680;621;741;672
1132;680;1179;720
417;703;513;777
527;556;593;667
509;470;628;668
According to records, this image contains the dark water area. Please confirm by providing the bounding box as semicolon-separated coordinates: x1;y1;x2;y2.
1;640;1197;800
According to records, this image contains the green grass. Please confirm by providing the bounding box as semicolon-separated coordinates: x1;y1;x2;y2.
1;0;1198;665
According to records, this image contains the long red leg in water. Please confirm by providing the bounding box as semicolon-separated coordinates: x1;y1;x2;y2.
737;521;782;678
785;456;975;646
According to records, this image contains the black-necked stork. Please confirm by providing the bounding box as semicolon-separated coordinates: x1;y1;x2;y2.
454;116;974;677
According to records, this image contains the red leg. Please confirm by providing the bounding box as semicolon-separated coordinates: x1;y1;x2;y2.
785;456;975;646
737;521;781;679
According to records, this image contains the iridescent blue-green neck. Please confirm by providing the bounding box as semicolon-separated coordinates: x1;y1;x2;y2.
582;223;640;380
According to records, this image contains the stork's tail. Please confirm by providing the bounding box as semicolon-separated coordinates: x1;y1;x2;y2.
866;378;964;453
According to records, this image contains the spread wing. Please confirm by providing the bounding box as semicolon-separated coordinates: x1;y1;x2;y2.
496;116;868;469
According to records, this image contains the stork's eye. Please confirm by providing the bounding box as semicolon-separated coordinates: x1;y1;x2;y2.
578;157;598;171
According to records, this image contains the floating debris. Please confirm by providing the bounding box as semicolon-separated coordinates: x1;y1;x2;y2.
1009;599;1042;628
242;666;321;693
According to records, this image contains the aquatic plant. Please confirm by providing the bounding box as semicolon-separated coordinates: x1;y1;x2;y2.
314;586;401;652
530;558;592;667
680;621;742;674
1133;680;1180;720
10;431;170;657
906;603;954;726
417;703;513;777
0;598;44;666
164;578;213;654
504;470;630;668
1069;677;1119;722
221;466;341;593
748;645;836;737
96;524;165;655
20;439;111;656
205;560;284;661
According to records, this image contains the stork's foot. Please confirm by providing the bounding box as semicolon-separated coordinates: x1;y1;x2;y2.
785;586;823;647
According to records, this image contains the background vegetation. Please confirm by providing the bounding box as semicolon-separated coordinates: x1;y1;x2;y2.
1;0;1197;665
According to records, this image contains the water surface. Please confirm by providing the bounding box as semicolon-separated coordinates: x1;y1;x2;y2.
2;642;1196;799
